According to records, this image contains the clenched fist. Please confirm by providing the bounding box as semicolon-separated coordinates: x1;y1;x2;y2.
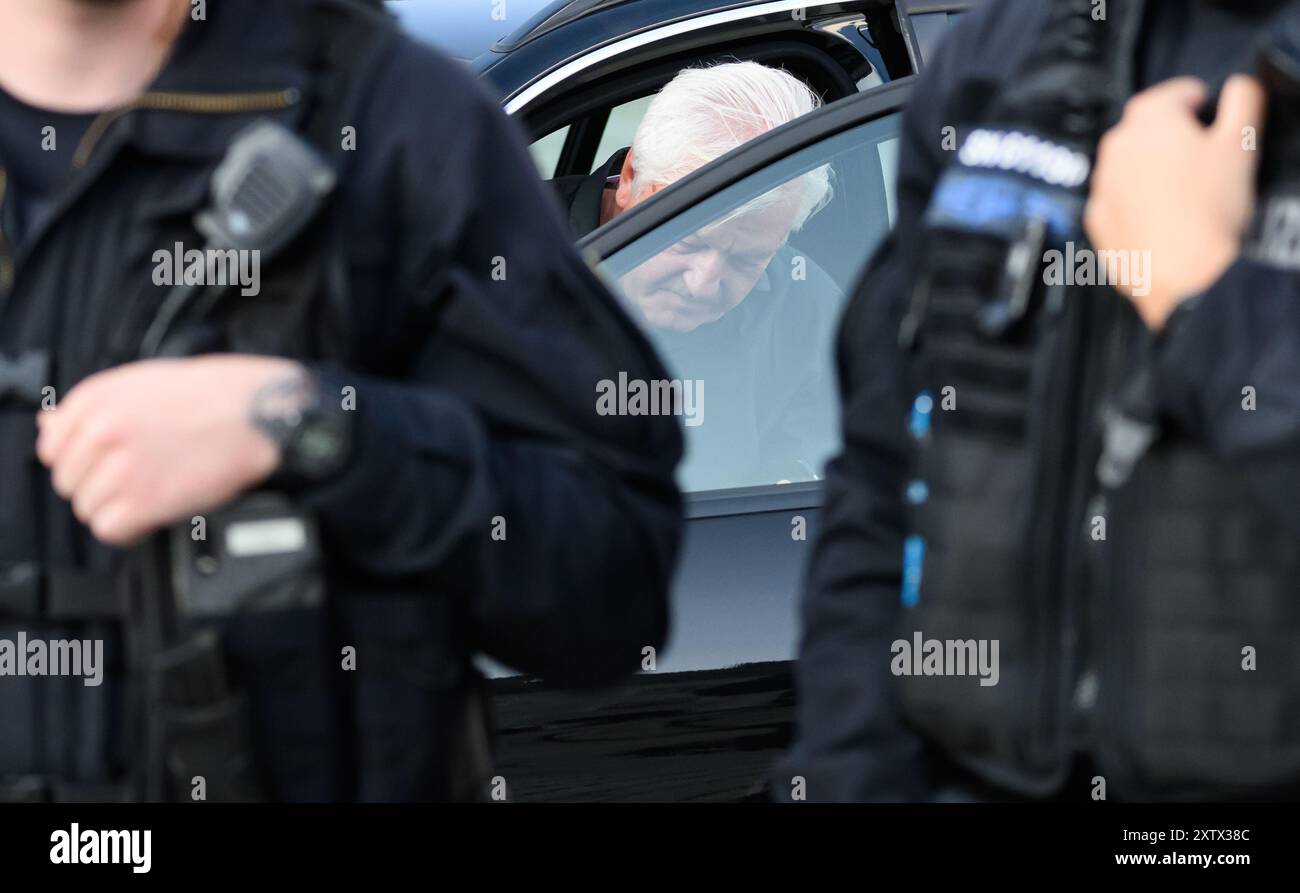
35;355;304;546
1084;75;1267;330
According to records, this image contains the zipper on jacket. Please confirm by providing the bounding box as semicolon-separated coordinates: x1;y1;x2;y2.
8;88;301;292
1058;292;1134;759
0;88;299;346
72;88;300;169
1030;293;1088;778
1075;302;1143;757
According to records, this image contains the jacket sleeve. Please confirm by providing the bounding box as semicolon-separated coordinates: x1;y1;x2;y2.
1154;256;1300;534
292;42;683;686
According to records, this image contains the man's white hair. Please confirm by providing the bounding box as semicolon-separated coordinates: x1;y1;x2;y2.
631;61;832;230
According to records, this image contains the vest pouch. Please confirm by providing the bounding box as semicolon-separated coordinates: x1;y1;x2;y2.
146;627;263;801
157;694;262;802
1096;443;1300;798
896;223;1068;787
159;494;339;801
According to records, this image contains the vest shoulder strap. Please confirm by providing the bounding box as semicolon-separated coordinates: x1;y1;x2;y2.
226;0;400;363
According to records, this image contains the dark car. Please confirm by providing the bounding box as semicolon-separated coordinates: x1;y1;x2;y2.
388;0;974;800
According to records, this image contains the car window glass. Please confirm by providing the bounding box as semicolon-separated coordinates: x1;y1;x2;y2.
910;12;951;67
590;95;656;172
878;133;900;222
599;113;902;493
530;125;570;177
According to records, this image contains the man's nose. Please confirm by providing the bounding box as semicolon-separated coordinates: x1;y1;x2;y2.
682;251;724;298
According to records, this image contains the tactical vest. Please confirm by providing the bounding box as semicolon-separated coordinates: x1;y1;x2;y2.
896;0;1300;800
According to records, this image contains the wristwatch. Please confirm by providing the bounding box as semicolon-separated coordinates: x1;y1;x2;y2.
250;369;354;485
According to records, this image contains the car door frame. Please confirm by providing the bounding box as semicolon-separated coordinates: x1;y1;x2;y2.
535;36;863;178
897;0;979;72
498;0;905;117
577;76;914;521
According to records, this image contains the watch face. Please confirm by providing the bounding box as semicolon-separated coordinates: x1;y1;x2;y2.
250;371;351;482
296;422;346;474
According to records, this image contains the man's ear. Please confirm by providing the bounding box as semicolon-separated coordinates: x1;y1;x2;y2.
614;149;639;214
615;149;665;214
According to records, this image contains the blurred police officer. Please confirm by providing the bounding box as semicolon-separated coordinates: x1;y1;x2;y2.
779;0;1300;801
0;0;681;801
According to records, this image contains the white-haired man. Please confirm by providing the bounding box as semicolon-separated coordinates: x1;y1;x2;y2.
554;61;840;487
553;61;824;239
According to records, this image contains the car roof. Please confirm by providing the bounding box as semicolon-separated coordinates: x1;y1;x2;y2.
489;0;822;102
386;1;783;68
384;0;558;62
494;0;638;50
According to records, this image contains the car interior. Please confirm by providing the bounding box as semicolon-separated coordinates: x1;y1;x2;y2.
522;33;879;179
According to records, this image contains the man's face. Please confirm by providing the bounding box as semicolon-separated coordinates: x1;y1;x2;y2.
619;193;800;332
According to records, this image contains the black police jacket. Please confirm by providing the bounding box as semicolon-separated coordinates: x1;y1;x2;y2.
777;0;1300;801
0;0;682;800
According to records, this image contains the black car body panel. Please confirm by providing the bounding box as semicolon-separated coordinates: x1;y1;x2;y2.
478;1;905;107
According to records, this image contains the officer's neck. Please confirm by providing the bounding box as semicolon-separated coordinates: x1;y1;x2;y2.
0;0;188;113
